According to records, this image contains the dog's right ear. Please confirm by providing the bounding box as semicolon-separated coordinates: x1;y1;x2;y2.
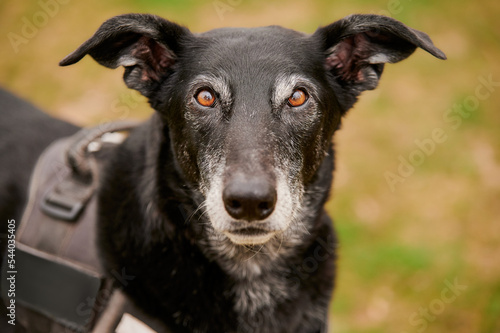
59;14;190;97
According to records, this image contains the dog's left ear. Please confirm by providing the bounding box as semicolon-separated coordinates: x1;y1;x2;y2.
59;14;191;97
313;14;446;110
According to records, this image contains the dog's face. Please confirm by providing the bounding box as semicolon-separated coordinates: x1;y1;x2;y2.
61;14;445;246
164;27;341;245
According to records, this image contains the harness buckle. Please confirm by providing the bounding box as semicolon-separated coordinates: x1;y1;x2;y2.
41;189;86;221
41;169;96;222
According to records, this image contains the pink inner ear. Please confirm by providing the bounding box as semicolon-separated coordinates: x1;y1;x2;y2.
325;33;373;83
131;36;175;82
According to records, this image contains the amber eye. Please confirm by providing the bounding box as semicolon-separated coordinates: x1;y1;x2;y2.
288;89;308;107
196;89;216;107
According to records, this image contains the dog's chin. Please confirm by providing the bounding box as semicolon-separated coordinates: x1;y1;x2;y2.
223;229;277;245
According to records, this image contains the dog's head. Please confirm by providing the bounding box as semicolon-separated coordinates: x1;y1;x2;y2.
61;14;445;246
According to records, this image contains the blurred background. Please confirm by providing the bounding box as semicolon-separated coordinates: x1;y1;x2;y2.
1;0;499;332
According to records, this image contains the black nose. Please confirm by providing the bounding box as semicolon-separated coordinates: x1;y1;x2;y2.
223;176;277;222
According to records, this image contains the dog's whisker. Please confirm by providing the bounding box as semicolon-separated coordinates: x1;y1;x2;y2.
242;244;265;262
276;232;284;254
293;217;311;236
242;244;262;254
303;189;327;195
186;200;208;224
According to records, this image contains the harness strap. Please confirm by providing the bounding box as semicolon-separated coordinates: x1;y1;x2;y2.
92;290;129;333
92;290;161;333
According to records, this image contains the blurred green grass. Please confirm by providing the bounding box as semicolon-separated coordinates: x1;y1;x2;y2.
1;0;500;332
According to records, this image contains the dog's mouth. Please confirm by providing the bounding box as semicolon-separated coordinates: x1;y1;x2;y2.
223;227;277;245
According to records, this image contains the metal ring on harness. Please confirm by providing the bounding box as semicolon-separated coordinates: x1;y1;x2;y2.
66;120;139;178
41;120;139;221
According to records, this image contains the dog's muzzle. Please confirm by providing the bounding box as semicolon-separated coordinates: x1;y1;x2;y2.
221;173;278;244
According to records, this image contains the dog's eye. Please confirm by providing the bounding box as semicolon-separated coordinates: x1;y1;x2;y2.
287;89;308;107
196;89;216;107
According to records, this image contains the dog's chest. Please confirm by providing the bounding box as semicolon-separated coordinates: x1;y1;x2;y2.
233;274;289;314
230;264;295;332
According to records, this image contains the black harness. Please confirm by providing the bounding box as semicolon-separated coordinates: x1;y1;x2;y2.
3;122;164;332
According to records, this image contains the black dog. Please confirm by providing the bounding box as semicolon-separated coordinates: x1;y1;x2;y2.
0;13;445;332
